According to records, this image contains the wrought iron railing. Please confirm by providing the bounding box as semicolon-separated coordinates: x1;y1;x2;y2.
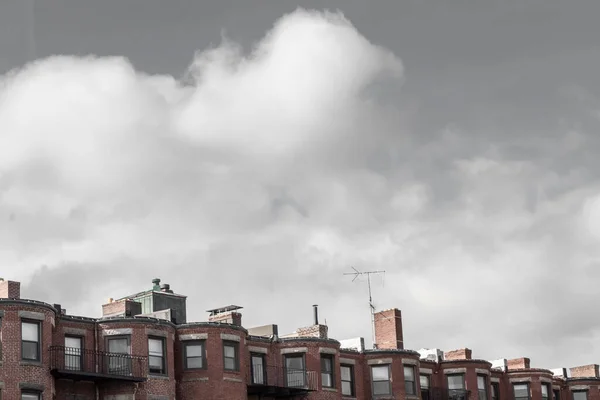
247;364;318;391
428;388;472;400
49;346;147;380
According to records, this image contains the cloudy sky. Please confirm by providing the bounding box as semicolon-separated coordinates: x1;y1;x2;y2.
2;0;600;370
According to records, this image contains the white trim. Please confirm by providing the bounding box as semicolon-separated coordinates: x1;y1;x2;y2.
223;377;243;383
403;358;419;365
19;311;45;321
102;328;132;336
444;368;467;374
146;328;167;338
63;327;87;336
319;347;337;355
220;333;240;342
491;377;500;383
249;346;268;354
420;368;433;374
281;347;307;355
368;358;392;365
570;386;589;391
510;378;532;383
340;358;356;365
476;369;491;375
179;333;208;341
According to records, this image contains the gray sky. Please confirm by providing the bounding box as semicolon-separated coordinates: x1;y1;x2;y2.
2;0;600;369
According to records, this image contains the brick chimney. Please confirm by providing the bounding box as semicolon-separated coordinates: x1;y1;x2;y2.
0;279;20;299
209;311;242;326
444;348;472;360
207;306;243;326
102;298;142;318
507;358;531;370
296;324;328;339
374;308;404;350
570;364;600;378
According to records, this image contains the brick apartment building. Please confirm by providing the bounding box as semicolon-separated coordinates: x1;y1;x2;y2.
0;277;598;400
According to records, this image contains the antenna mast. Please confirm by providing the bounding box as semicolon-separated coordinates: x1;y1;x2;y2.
343;266;386;349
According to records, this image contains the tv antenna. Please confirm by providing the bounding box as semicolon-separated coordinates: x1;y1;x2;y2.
343;266;386;348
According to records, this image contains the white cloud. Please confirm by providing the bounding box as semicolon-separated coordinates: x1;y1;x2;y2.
2;7;600;369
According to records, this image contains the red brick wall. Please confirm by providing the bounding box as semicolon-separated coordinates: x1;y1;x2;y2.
374;308;404;350
0;280;21;299
363;351;421;400
0;303;55;399
444;348;472;360
175;324;248;400
570;365;600;378
507;357;531;370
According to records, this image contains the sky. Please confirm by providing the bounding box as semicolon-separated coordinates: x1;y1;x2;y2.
1;0;600;370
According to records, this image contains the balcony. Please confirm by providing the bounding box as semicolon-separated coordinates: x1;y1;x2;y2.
49;346;147;382
246;364;318;397
428;388;472;400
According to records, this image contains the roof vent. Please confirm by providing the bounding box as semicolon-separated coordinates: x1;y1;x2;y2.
152;278;161;291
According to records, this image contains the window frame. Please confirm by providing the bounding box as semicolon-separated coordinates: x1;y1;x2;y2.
404;364;417;395
553;389;561;400
341;364;355;397
421;374;431;400
371;364;392;396
105;334;131;375
320;354;335;388
148;336;167;376
572;391;588;400
21;391;41;400
250;352;267;385
64;335;84;371
477;374;488;400
222;340;240;372
512;382;530;400
21;319;42;362
541;383;550;400
284;353;306;388
491;382;500;400
183;340;206;370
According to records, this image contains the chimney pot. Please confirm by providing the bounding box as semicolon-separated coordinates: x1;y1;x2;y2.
313;304;319;325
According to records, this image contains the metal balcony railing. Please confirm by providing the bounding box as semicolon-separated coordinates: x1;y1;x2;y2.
49;346;147;382
427;388;472;400
247;364;318;396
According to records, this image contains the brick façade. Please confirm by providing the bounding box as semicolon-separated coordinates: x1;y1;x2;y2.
1;278;600;400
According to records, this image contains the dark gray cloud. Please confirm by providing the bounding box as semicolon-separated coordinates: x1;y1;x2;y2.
1;0;600;371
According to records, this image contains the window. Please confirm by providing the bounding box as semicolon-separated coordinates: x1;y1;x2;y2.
573;392;588;400
285;354;306;387
371;364;392;396
106;336;131;375
223;341;239;371
421;374;431;400
477;375;488;400
404;365;416;395
341;364;355;396
65;336;83;371
541;384;550;400
21;392;40;400
148;337;166;375
553;389;560;400
448;374;466;400
183;340;205;369
321;354;334;388
513;383;529;400
21;320;41;361
491;382;500;400
251;353;266;385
